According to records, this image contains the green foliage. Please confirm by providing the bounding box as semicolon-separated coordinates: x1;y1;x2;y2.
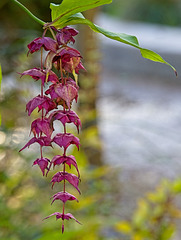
50;0;112;25
115;179;181;240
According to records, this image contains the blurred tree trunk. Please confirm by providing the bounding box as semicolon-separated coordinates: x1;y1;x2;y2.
78;8;103;166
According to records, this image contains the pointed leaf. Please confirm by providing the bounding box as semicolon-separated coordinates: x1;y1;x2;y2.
50;0;112;26
140;49;177;75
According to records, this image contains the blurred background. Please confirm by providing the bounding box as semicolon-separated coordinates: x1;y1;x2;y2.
1;0;181;239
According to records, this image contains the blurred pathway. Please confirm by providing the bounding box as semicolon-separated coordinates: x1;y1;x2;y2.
97;15;181;238
98;71;181;178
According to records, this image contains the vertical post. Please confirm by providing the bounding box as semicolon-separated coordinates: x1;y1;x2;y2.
78;8;103;165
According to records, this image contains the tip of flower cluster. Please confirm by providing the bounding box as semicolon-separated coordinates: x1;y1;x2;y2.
62;224;64;234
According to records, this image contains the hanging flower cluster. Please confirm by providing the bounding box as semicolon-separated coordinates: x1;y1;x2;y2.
19;26;85;233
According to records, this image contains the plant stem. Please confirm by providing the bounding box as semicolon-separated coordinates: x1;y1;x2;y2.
59;59;64;82
49;27;57;41
40;47;44;119
12;0;45;26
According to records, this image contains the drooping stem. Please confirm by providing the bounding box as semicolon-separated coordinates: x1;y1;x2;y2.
64;124;66;134
49;27;57;41
40;146;43;158
59;59;64;83
40;47;44;158
62;202;65;215
12;0;45;25
62;150;66;231
63;163;66;193
40;47;43;70
42;28;48;38
40;47;44;120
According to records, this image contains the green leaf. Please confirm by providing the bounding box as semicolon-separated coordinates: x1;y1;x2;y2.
52;13;176;75
52;13;140;47
50;0;112;25
140;49;177;75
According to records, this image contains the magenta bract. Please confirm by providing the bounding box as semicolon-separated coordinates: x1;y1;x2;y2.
55;47;82;73
26;95;45;116
31;118;53;138
33;157;50;176
50;155;80;177
28;37;57;54
52;133;80;150
44;47;85;74
51;171;80;193
43;212;81;233
26;95;57;116
56;26;79;45
46;81;78;109
55;83;78;109
19;136;52;152
51;191;78;204
43;212;81;224
20;68;59;86
37;96;57;115
49;110;81;132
